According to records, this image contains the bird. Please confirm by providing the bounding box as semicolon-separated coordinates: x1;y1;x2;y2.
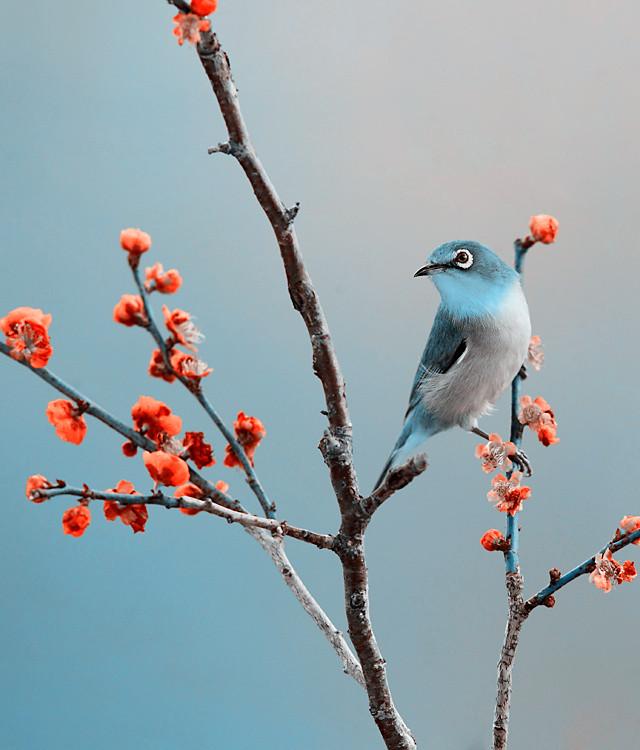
374;240;532;491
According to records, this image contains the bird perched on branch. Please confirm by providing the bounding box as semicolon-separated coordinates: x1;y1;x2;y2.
375;241;531;490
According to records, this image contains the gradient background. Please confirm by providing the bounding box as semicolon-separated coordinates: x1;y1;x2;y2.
2;2;639;748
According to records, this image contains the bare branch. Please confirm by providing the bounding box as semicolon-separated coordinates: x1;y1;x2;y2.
37;485;334;550
359;455;427;519
493;572;528;750
247;527;365;687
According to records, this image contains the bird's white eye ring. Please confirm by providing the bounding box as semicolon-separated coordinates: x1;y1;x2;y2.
454;249;474;269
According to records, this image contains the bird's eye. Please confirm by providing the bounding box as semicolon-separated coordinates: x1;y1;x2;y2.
454;249;474;269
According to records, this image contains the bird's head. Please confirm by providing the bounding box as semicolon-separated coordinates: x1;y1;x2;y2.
414;241;519;318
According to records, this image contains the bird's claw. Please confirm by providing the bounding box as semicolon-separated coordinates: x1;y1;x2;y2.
512;448;532;477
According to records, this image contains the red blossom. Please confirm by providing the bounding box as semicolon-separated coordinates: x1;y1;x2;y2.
172;12;211;46
619;516;640;545
45;399;87;445
480;529;508;552
224;411;266;469
113;294;147;327
25;474;52;503
475;433;516;474
62;505;91;538
131;395;182;444
487;472;531;516
183;431;215;469
143;451;190;487
144;263;183;295
103;480;147;533
529;214;559;244
0;306;53;369
120;228;151;255
148;348;176;383
162;306;203;351
191;0;218;16
170;349;212;381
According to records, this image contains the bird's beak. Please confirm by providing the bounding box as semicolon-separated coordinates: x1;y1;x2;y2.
414;263;445;277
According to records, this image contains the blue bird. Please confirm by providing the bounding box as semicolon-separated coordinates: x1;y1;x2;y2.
375;240;532;490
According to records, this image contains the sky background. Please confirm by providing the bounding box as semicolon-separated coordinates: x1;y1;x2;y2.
2;2;639;748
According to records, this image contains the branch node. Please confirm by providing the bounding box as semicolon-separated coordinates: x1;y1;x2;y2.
284;202;300;226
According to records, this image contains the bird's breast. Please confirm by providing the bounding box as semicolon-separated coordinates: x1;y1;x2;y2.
421;283;531;428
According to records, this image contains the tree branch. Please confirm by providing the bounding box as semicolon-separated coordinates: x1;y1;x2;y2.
525;527;640;611
493;572;528;750
192;27;415;749
359;456;427;519
37;485;334;550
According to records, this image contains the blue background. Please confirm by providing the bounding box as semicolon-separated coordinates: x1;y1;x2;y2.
2;2;639;748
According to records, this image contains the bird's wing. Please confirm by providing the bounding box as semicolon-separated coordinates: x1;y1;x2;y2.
405;307;467;418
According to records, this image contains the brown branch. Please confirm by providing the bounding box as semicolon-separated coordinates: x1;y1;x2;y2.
493;572;529;750
359;456;428;519
193;29;415;749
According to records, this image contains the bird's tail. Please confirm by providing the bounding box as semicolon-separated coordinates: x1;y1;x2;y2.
373;415;432;492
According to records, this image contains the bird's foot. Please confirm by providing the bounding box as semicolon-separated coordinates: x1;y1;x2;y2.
512;448;532;477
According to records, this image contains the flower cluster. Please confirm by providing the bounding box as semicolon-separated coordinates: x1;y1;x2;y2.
620;516;640;545
145;263;182;295
62;505;91;538
224;411;266;469
1;306;53;369
589;549;637;593
172;0;218;46
113;294;147;327
518;395;559;446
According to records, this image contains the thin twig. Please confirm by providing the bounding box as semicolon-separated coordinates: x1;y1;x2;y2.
525;527;640;611
359;455;427;519
37;485;334;550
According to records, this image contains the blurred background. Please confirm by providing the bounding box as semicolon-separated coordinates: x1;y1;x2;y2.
2;1;639;748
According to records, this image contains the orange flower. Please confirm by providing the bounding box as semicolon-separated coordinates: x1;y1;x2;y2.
527;335;544;372
104;478;148;533
0;306;53;368
170;349;212;381
121;440;138;457
143;451;190;487
529;214;559;244
191;0;217;16
148;348;176;383
224;411;266;469
619;516;640;545
480;529;508;552
172;12;211;46
25;474;52;503
120;228;151;255
176;479;228;516
131;395;182;444
487;472;531;516
144;263;183;295
45;399;87;445
113;294;147;327
182;431;215;469
475;433;516;474
537;425;560;446
590;549;637;592
62;505;91;538
162;306;203;351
